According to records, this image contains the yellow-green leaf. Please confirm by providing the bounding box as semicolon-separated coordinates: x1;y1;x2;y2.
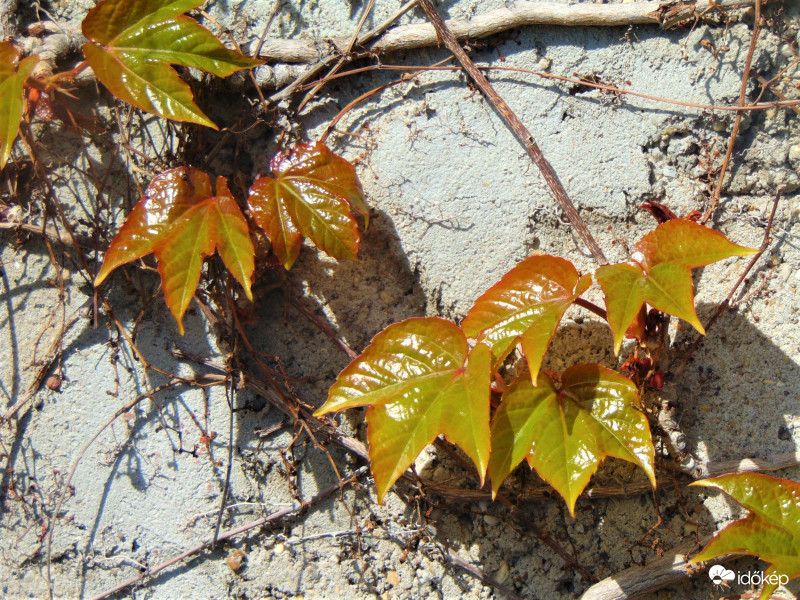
596;219;757;354
95;168;254;334
690;473;800;600
0;42;39;168
314;317;492;502
81;0;262;128
461;255;591;382
488;364;655;516
248;142;367;270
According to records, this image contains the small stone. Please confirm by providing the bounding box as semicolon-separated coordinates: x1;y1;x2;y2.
788;143;800;169
46;374;62;392
495;560;510;584
483;514;501;527
537;58;552;71
226;548;246;573
273;542;285;555
387;570;399;587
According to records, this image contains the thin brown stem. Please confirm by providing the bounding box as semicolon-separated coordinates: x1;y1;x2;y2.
302;61;800;113
701;0;762;224
90;466;369;600
268;0;418;105
574;297;607;320
297;0;376;112
676;189;781;376
417;0;607;265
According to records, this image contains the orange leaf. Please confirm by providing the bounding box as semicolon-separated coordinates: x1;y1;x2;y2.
691;473;800;600
315;317;492;502
462;255;591;382
95;168;254;334
81;0;262;128
248;142;367;270
0;42;40;168
596;219;757;354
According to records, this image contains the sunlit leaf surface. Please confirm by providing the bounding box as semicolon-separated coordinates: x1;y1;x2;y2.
95;167;254;333
315;317;492;502
248;141;367;270
691;473;800;600
488;363;655;515
82;0;262;127
462;255;591;382
0;42;39;168
595;219;757;353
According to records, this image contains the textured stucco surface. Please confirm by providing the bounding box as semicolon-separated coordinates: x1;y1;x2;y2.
1;1;799;599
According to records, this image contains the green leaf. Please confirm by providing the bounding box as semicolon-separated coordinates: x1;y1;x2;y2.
81;0;262;128
461;255;591;382
248;141;368;270
95;168;254;334
691;473;800;600
595;219;758;354
488;364;655;516
0;42;39;169
314;317;492;502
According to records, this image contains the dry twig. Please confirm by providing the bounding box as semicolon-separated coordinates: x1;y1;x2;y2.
252;0;760;64
417;0;607;264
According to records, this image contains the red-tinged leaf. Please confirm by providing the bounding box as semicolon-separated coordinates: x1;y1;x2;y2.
625;304;648;341
595;219;758;354
488;364;655;516
690;473;800;600
0;42;40;168
461;255;591;382
639;200;678;224
314;318;492;502
248;142;367;270
81;0;262;128
95;168;254;334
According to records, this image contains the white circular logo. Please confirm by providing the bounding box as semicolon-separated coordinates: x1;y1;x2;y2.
708;564;735;585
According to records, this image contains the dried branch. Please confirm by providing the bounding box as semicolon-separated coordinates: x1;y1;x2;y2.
0;304;86;424
417;0;607;264
90;466;369;600
702;0;763;223
252;0;760;64
579;537;727;600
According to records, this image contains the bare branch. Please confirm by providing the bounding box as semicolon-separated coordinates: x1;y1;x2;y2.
252;0;760;64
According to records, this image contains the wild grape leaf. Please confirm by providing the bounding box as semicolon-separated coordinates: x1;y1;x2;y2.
691;473;800;600
0;42;40;168
81;0;262;128
595;219;757;354
95;167;254;334
488;364;655;516
461;255;591;382
248;141;368;270
314;317;492;502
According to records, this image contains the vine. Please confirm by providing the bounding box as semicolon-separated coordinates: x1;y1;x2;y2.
0;0;798;599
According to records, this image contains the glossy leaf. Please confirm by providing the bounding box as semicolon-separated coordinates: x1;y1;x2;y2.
595;219;758;354
691;473;800;600
95;167;254;334
488;364;655;515
81;0;262;128
248;141;368;270
314;317;492;502
0;42;39;168
462;255;591;382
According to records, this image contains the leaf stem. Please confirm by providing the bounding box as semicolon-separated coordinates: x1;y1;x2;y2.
417;0;608;265
574;297;607;320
